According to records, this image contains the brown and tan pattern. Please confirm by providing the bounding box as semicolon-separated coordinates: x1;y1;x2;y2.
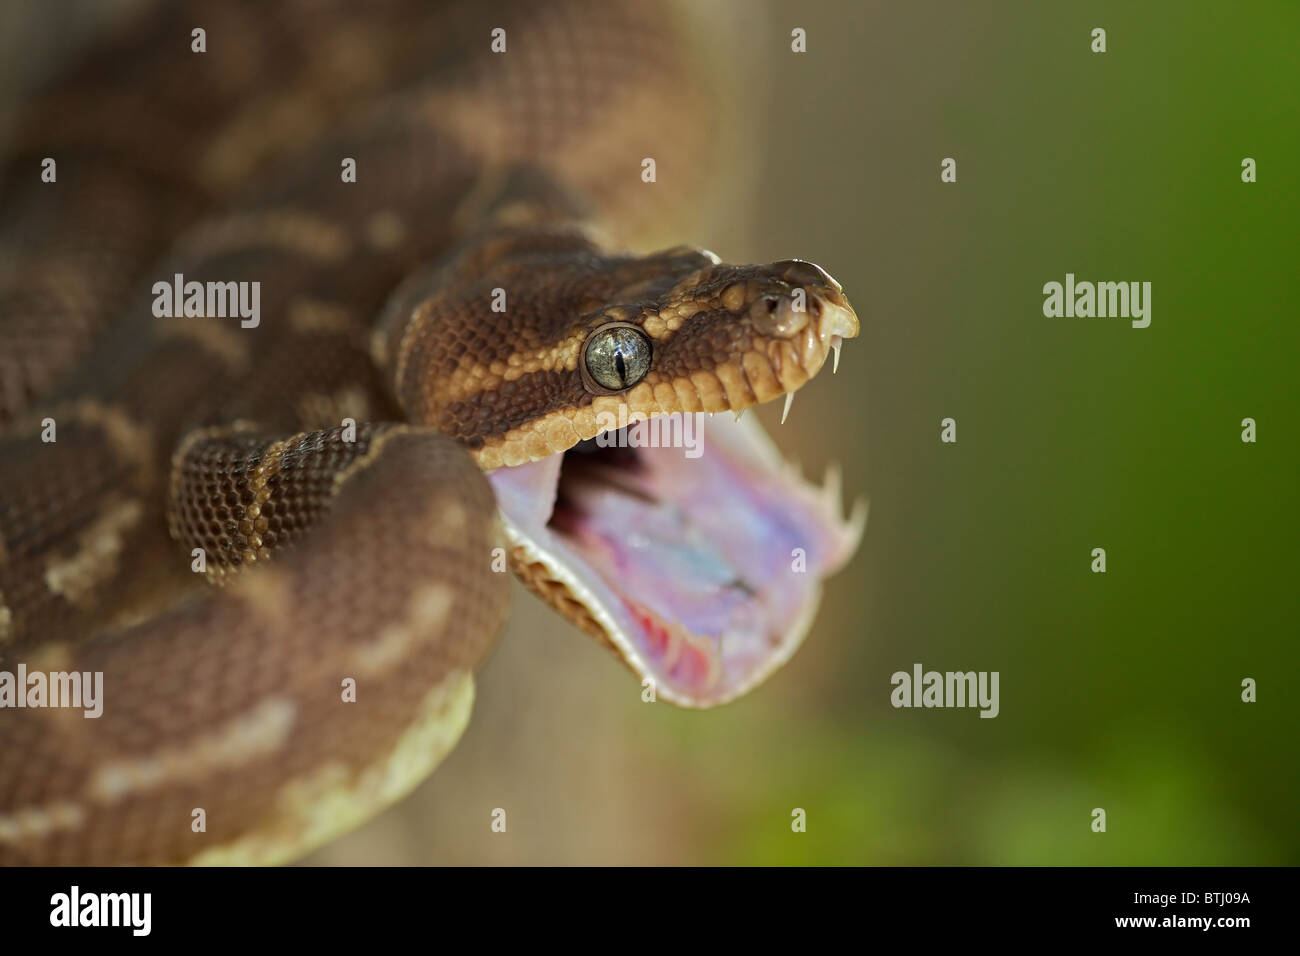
0;0;861;863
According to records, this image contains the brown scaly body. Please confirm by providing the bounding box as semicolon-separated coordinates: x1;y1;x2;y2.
0;1;862;863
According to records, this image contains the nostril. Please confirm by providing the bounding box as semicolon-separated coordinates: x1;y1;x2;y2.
750;293;810;338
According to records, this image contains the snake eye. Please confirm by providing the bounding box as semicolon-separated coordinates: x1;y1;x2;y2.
582;323;652;392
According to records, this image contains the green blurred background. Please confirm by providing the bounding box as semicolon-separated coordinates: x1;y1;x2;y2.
4;0;1293;864
313;1;1297;864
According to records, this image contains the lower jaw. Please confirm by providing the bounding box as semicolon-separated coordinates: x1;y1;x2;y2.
486;411;863;707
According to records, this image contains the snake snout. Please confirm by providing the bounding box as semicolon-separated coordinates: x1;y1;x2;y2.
816;290;860;343
772;258;842;293
749;290;810;338
748;258;856;343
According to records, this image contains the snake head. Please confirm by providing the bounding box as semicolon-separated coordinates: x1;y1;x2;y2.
480;247;865;707
603;252;860;418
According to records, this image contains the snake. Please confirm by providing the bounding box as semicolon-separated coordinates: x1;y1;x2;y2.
0;0;863;864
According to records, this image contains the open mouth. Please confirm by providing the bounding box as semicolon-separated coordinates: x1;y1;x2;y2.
486;412;864;707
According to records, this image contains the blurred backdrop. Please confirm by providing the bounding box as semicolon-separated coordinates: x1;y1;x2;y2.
3;0;1295;864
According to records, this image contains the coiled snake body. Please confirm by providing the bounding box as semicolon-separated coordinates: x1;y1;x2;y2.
0;0;862;864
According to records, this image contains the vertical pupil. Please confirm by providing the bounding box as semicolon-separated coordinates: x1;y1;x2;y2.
614;349;627;382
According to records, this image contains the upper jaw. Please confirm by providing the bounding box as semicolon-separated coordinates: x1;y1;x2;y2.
741;291;859;408
681;259;861;408
464;256;861;471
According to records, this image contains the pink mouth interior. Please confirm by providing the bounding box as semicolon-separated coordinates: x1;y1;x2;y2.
486;414;860;705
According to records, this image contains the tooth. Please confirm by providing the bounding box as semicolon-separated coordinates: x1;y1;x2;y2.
831;338;842;374
823;461;842;509
846;496;869;549
781;391;795;424
733;409;745;423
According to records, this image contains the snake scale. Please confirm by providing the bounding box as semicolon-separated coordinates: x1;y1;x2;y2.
0;0;862;864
